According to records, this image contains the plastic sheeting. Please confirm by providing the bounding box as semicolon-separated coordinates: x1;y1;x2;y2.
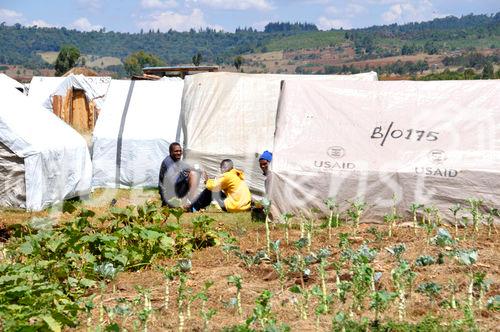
28;75;111;110
0;74;25;93
269;80;500;220
0;79;92;211
180;72;378;197
28;76;66;107
44;74;111;110
92;79;184;188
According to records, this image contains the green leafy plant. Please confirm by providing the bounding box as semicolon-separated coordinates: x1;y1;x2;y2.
431;228;455;247
417;282;442;305
415;255;436;266
261;198;272;256
449;204;462;237
346;201;366;231
384;194;401;237
455;249;478;307
387;243;406;262
198;281;217;332
467;198;483;234
228;274;243;316
324;197;340;240
370;290;397;322
391;260;416;321
409;203;424;235
281;212;294;245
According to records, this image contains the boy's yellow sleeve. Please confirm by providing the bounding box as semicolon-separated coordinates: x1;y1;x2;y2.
206;173;229;191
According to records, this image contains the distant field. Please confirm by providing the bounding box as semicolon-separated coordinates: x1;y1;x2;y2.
86;56;122;68
38;52;122;68
38;51;58;64
266;30;347;51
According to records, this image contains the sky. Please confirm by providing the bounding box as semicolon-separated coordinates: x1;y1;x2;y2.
0;0;498;33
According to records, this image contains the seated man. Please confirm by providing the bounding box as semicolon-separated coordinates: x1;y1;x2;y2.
188;159;251;212
158;142;198;207
258;150;272;195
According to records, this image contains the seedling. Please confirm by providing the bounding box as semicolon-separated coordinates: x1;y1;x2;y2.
347;201;366;231
409;203;424;235
386;243;406;262
170;207;184;224
415;255;436;266
262;198;272;256
473;271;491;310
290;284;310;320
467;198;483;234
431;228;455;247
197;280;216;331
417;282;442;306
449;204;462;237
272;261;287;294
135;286;152;332
228;274;243;316
324;197;340;240
281;212;294;245
177;273;188;332
246;290;275;329
485;208;498;238
455;249;478;307
370;290;396;322
385;194;402;237
270;239;281;264
391;260;416;321
157;265;178;311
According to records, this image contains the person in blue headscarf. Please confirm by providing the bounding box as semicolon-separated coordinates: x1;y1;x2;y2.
259;150;272;195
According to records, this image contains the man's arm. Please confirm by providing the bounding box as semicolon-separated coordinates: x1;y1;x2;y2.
158;159;169;205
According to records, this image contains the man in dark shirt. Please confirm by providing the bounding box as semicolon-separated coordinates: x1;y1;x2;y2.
158;142;197;207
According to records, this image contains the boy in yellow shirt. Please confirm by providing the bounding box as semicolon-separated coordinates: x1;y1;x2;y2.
187;159;251;212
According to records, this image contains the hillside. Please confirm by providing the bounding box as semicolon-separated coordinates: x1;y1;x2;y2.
0;13;499;79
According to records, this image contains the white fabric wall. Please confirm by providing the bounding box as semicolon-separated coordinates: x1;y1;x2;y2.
92;79;184;188
0;80;92;211
180;72;378;197
270;80;500;220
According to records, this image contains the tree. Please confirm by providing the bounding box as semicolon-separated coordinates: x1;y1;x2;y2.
54;45;80;76
234;55;243;70
464;68;476;79
481;62;494;79
192;52;202;66
123;51;165;77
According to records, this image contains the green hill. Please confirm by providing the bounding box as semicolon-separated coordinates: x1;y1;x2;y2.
0;13;498;76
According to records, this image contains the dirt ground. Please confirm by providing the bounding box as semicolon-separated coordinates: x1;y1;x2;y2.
1;191;499;331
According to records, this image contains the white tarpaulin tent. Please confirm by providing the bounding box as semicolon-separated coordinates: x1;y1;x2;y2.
92;78;184;188
0;79;92;211
269;79;500;220
28;76;65;107
28;75;111;109
0;73;26;93
180;72;378;197
44;74;111;110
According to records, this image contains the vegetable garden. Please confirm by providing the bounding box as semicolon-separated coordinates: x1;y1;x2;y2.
0;192;498;331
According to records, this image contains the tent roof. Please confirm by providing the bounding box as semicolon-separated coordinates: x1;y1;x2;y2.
0;73;24;90
0;79;88;158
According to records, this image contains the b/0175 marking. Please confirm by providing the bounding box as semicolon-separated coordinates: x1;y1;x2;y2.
371;121;439;146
